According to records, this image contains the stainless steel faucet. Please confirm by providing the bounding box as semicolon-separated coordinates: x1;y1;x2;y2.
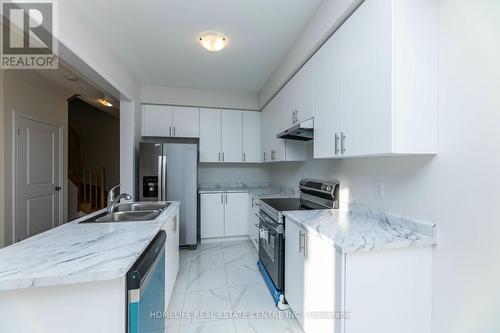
107;184;131;213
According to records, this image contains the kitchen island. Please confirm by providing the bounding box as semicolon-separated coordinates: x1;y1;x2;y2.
0;202;179;333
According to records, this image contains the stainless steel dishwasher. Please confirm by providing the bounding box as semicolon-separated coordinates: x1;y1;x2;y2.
127;231;166;333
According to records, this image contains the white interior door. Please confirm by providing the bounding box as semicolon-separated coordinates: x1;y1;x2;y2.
17;116;61;241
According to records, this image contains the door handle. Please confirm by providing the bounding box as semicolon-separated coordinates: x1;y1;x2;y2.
334;133;340;155
341;132;346;154
299;230;306;255
55;186;61;191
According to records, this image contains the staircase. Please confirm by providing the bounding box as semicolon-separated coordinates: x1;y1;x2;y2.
69;126;107;214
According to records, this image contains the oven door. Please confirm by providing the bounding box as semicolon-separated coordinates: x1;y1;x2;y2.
258;210;284;291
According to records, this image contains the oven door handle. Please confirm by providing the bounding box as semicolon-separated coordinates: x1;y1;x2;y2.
259;213;283;234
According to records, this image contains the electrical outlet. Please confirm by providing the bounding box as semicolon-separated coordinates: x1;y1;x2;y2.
375;181;385;198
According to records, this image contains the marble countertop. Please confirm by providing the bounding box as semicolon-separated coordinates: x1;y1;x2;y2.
198;183;291;196
0;202;179;291
284;203;437;254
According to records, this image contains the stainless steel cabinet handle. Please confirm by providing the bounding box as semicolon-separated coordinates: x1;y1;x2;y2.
341;132;346;154
158;156;162;200
169;126;172;136
225;193;228;204
243;152;246;162
221;194;223;205
299;230;306;256
263;152;267;161
251;197;254;207
218;152;221;162
222;152;225;162
173;126;176;136
334;133;340;155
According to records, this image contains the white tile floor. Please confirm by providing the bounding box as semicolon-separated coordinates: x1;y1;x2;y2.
166;239;304;333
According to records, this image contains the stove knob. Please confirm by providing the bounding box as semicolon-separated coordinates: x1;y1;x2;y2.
326;186;332;191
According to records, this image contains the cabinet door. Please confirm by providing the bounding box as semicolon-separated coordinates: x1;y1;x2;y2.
165;214;179;302
242;112;261;163
172;106;199;138
221;110;243;162
303;233;338;333
313;31;342;159
200;193;224;238
340;0;392;156
224;192;248;236
199;108;222;162
260;102;273;162
284;220;305;322
142;105;173;136
286;60;314;126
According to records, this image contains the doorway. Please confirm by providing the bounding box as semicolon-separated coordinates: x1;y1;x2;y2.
15;114;63;241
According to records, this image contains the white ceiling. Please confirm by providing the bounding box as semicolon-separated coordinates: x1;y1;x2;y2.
66;0;323;93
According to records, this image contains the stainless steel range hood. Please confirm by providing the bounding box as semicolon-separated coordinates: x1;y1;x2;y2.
276;118;314;141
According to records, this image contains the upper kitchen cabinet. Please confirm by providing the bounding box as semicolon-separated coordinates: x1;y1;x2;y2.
221;110;243;162
142;104;173;137
281;59;314;128
172;106;200;138
242;111;261;163
200;108;222;162
142;104;200;138
261;92;307;163
199;108;260;163
313;0;438;158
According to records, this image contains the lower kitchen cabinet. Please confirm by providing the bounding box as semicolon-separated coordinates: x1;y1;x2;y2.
200;192;249;239
285;220;337;333
164;214;179;302
285;217;432;333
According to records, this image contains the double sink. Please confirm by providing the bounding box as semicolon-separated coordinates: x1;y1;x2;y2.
80;202;170;224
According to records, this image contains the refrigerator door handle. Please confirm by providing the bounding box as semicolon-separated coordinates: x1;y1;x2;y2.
157;155;162;201
162;155;167;201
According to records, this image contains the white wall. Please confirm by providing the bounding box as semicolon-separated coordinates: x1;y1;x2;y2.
199;164;272;185
3;70;70;246
258;0;362;106
141;85;260;110
58;2;141;199
270;0;500;331
0;70;4;248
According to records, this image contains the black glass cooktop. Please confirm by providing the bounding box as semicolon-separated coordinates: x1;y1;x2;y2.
260;198;327;211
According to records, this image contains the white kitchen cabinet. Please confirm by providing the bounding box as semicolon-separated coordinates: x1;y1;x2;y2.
142;104;173;137
285;217;432;333
172;106;199;138
282;60;314;127
224;192;248;236
221;110;243;162
242;111;261;163
200;193;225;238
164;213;179;303
143;105;200;138
313;0;437;158
200;192;249;239
199;108;222;162
261;93;307;163
313;29;342;159
284;220;305;318
248;194;260;249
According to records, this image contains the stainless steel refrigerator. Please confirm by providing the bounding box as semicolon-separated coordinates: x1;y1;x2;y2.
139;142;198;247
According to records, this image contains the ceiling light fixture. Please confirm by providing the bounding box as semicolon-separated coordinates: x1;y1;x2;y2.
198;32;228;52
98;98;113;107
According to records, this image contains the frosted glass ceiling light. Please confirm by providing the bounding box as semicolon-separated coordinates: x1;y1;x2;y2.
198;32;228;52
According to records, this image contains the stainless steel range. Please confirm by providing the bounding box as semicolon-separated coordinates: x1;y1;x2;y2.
257;179;339;306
